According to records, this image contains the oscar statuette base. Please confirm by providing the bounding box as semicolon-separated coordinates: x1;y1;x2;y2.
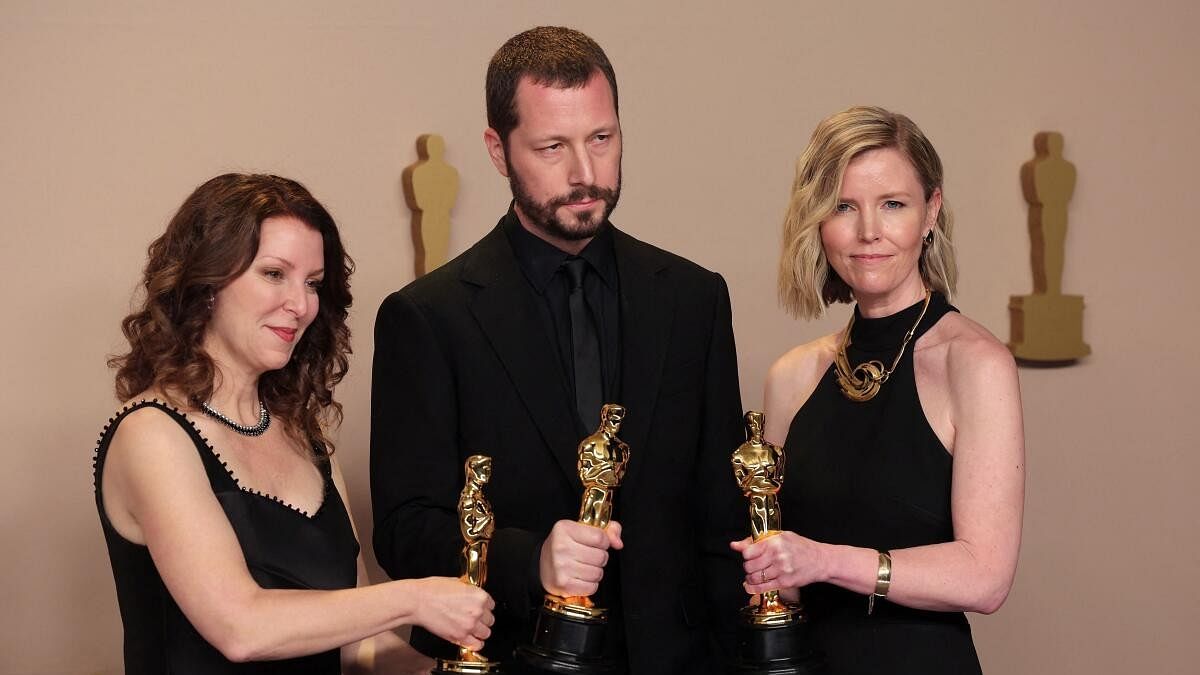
733;604;824;674
1008;293;1090;365
515;597;613;674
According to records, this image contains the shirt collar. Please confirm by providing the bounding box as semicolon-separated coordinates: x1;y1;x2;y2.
502;204;618;293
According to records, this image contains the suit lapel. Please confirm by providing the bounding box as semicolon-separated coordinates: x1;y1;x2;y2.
612;230;674;505
464;227;583;486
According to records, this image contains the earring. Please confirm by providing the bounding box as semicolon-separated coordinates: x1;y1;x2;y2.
923;230;934;247
205;292;215;309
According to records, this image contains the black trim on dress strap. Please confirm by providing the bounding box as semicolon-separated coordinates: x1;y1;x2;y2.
93;400;329;519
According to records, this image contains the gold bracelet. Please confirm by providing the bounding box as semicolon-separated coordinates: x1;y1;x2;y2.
867;550;892;615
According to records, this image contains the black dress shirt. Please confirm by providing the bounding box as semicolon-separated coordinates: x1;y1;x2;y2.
502;207;621;435
502;207;629;672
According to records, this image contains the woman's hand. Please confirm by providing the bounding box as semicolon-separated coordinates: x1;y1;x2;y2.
410;578;495;651
731;532;828;596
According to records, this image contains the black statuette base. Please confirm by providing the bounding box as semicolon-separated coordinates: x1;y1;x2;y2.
515;605;613;674
733;618;825;674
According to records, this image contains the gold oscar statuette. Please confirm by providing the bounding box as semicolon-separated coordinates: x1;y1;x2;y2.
433;455;501;675
731;411;803;626
544;403;629;618
730;411;820;673
517;403;629;674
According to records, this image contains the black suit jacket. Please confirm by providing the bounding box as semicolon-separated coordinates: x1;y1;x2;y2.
370;218;746;674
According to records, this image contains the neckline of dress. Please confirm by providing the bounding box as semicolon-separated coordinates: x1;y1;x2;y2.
850;292;946;354
124;399;329;519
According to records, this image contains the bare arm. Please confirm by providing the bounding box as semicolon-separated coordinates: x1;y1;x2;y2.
101;409;493;663
741;331;1024;614
332;458;436;674
761;336;837;446
880;337;1025;612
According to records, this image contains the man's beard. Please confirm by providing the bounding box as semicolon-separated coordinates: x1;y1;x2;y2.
507;159;622;242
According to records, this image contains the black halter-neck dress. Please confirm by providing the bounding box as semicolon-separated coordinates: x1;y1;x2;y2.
93;400;359;674
781;293;982;675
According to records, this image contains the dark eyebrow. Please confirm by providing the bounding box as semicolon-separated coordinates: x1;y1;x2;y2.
257;255;324;276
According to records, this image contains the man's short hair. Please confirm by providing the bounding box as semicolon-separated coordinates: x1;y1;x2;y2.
486;26;619;145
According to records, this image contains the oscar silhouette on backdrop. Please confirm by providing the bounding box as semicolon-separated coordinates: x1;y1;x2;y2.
403;133;459;277
1009;131;1091;364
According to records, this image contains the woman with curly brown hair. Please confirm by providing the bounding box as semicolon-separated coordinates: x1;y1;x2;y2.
95;174;493;674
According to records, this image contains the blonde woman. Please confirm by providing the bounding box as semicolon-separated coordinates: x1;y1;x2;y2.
732;107;1024;674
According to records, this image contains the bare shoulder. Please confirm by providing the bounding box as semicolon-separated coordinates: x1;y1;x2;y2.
102;394;213;542
763;332;839;438
106;394;200;467
767;333;839;389
925;312;1017;388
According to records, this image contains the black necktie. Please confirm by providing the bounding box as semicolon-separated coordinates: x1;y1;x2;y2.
563;257;602;432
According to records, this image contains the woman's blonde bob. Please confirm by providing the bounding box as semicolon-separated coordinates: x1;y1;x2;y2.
779;106;957;319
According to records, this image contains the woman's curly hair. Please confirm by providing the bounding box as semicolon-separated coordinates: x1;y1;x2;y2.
109;173;354;457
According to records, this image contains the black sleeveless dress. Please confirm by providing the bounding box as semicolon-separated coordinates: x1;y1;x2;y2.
781;293;982;675
93;400;359;674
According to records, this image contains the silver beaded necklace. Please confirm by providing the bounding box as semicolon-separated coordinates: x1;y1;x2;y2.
200;400;271;437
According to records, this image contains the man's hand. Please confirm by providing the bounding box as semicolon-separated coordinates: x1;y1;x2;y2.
539;519;624;598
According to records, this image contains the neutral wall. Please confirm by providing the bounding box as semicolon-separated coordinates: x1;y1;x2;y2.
2;1;1197;673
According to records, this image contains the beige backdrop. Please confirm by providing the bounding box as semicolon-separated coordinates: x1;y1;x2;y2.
3;1;1197;673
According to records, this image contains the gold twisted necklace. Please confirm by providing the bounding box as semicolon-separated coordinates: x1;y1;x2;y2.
834;289;931;402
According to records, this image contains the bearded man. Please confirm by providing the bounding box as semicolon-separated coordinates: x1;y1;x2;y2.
371;26;745;674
